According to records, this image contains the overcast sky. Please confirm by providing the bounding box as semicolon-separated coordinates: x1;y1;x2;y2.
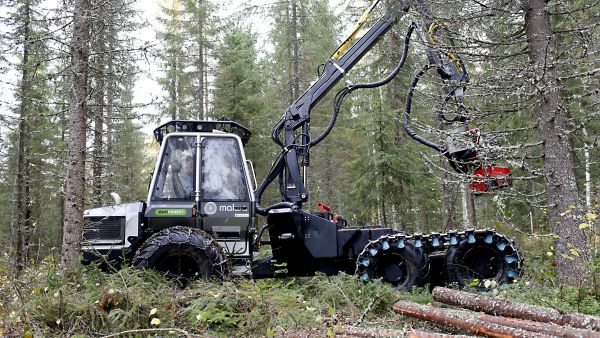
0;0;357;136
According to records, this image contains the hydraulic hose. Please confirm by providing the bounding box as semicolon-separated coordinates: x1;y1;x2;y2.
403;67;477;175
403;63;446;153
271;117;285;148
310;22;417;147
436;88;469;124
254;148;296;216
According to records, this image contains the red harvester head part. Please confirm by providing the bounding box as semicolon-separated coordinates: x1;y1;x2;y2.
470;164;512;193
445;126;512;193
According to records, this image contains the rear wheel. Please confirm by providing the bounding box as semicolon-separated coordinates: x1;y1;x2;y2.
356;235;430;290
445;232;522;288
133;226;228;281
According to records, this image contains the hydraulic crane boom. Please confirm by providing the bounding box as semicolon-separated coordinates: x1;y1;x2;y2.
256;0;474;214
271;2;407;207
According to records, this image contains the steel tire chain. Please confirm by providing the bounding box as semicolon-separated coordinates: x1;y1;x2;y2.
133;226;229;279
355;228;523;283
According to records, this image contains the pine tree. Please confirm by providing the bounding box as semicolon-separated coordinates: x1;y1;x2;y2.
266;0;348;210
157;0;191;120
182;0;214;119
13;0;34;271
0;0;60;270
89;0;146;206
61;0;91;274
157;0;214;120
213;26;263;125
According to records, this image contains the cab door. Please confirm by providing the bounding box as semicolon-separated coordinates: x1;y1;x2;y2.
198;136;254;256
145;134;197;231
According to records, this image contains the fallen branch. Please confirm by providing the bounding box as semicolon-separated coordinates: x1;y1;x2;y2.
393;300;553;338
354;295;380;327
432;287;600;331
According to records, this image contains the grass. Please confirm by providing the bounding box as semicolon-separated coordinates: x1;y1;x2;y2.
1;249;600;337
0;254;429;337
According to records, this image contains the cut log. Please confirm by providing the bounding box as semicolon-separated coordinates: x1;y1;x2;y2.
393;300;552;337
405;329;470;338
334;325;406;337
432;287;562;322
477;313;600;338
334;326;464;338
563;313;600;332
432;287;600;331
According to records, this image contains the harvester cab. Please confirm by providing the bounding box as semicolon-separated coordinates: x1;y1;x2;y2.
83;120;257;277
147;120;253;232
144;120;255;272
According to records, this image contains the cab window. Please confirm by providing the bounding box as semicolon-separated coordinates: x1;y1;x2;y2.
201;138;249;201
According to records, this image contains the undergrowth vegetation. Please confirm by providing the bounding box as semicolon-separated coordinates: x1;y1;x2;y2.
1;250;600;337
0;254;419;337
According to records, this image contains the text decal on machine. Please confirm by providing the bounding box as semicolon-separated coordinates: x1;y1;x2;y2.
154;208;187;216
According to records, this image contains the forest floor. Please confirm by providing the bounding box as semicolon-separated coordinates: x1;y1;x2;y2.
1;252;599;337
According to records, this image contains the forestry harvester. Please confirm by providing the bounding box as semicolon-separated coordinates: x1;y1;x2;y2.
82;0;523;290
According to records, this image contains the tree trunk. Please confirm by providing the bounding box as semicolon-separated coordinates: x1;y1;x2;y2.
91;26;106;208
59;91;68;250
104;27;115;196
523;0;590;285
582;126;592;211
197;0;205;120
433;286;563;323
468;190;478;228
460;183;469;229
384;5;409;231
169;52;177;120
405;329;463;338
14;0;33;272
377;86;388;227
289;0;300;103
334;326;452;338
440;155;457;232
176;52;183;119
203;46;209;117
61;0;91;275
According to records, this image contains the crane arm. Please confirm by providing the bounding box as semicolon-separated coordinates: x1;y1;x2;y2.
256;0;473;215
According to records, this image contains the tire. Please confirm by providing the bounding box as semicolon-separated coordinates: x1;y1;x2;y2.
356;236;430;291
445;234;521;288
132;226;228;281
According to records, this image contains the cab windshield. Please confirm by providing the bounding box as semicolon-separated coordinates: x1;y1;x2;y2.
151;136;196;200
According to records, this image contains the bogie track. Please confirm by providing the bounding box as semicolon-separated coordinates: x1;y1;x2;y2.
356;228;523;290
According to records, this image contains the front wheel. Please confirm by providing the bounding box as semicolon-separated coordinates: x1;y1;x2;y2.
132;226;228;281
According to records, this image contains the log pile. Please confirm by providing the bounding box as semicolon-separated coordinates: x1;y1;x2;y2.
391;287;600;338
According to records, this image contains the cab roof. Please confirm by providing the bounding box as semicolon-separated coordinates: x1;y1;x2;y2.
153;120;252;145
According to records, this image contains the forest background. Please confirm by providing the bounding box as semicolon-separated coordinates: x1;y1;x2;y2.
0;0;599;335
